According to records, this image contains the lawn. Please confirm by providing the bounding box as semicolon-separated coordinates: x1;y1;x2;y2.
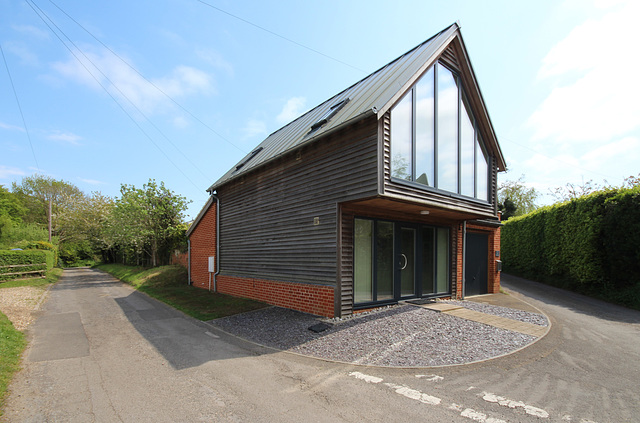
0;268;62;415
95;264;268;321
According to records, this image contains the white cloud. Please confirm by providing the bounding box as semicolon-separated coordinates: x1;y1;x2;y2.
51;46;215;116
0;165;27;180
527;0;640;144
3;41;39;66
11;24;49;40
276;96;306;124
47;131;83;145
196;48;234;76
242;119;267;139
78;178;105;185
0;122;25;132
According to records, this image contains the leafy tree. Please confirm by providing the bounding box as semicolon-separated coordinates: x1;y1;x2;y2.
0;185;27;240
55;192;114;265
498;175;539;219
107;180;189;267
11;175;84;242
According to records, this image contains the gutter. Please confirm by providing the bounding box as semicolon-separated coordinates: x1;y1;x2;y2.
187;239;191;285
211;192;220;292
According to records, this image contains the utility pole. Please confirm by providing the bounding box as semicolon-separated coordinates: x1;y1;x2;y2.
48;196;52;243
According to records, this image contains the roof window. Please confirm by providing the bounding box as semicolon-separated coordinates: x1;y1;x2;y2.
310;98;350;131
235;147;263;171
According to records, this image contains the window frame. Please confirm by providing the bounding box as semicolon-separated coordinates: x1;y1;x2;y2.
389;61;491;203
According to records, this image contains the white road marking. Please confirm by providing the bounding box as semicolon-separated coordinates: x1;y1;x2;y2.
205;331;219;339
460;408;508;423
348;371;383;384
482;392;549;418
384;383;441;405
415;374;444;382
349;373;596;423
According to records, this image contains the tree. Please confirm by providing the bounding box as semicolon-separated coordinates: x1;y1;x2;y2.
11;175;84;242
56;191;114;264
549;179;604;202
0;185;27;240
107;180;189;267
498;175;539;219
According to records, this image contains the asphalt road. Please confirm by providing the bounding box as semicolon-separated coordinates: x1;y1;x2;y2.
3;269;639;422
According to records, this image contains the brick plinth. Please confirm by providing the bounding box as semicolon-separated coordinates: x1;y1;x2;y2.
216;275;335;318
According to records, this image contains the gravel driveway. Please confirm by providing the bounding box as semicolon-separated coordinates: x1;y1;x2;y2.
213;301;549;367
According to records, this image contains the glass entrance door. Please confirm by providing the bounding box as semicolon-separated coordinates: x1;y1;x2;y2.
353;218;450;307
399;227;416;297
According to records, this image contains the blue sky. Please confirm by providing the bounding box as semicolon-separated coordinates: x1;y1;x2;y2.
2;0;638;219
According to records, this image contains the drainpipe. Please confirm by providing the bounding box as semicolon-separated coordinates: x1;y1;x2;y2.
461;221;467;300
187;239;191;285
211;192;220;293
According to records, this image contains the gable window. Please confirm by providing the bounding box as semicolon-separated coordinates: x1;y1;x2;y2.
391;62;489;201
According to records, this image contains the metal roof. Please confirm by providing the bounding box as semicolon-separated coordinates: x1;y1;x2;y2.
208;22;504;192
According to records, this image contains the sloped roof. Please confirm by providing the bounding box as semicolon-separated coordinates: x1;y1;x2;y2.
208;22;505;192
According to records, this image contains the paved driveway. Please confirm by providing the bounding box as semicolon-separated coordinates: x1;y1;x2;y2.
3;269;639;422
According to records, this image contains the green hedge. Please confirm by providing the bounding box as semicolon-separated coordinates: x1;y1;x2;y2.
502;186;640;309
0;250;54;281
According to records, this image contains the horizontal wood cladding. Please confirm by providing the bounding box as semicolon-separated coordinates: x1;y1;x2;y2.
339;207;355;316
218;117;378;285
381;112;498;218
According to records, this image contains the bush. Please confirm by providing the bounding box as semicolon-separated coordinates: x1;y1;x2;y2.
0;250;50;281
0;223;52;248
502;186;640;309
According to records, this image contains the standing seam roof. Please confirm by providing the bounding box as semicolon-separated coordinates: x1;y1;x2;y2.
208;23;474;192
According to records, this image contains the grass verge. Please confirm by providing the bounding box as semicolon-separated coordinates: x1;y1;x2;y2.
0;268;62;415
95;264;268;321
0;313;24;415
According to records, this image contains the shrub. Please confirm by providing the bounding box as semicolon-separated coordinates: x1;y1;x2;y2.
502;186;640;309
0;250;49;281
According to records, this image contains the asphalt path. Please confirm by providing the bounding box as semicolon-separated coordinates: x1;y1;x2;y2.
3;269;639;422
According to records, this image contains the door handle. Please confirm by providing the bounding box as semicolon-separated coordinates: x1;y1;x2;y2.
400;254;408;270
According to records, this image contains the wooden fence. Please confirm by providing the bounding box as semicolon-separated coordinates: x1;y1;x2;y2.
0;263;47;280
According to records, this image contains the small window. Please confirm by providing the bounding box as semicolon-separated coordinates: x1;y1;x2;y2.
235;147;263;171
310;98;350;131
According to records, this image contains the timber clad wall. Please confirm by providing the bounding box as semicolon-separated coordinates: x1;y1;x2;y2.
217;116;379;286
189;201;217;290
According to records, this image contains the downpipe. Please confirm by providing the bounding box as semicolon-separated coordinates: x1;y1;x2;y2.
212;192;220;293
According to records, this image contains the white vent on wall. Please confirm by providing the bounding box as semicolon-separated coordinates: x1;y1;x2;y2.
208;256;215;273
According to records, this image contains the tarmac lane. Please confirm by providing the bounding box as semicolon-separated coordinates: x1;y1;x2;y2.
2;268;639;422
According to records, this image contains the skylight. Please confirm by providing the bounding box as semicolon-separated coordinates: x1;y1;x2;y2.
310;98;350;131
235;147;263;171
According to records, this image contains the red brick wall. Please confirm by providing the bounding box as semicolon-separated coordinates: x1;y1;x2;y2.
170;251;188;268
189;201;217;290
217;275;335;317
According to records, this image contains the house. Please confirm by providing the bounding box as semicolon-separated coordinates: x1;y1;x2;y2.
186;23;506;318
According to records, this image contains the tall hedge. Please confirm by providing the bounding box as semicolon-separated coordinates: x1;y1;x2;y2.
0;249;53;281
502;186;640;308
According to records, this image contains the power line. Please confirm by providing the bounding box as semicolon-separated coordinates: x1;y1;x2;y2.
46;0;247;157
26;0;203;192
1;45;41;173
195;0;367;74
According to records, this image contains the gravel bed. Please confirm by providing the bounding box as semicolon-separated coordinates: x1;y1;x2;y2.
213;304;539;367
0;286;48;331
444;300;549;326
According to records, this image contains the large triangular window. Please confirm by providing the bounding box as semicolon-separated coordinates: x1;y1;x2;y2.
391;62;489;201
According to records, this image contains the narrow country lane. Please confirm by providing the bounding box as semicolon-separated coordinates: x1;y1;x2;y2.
3;269;639;422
